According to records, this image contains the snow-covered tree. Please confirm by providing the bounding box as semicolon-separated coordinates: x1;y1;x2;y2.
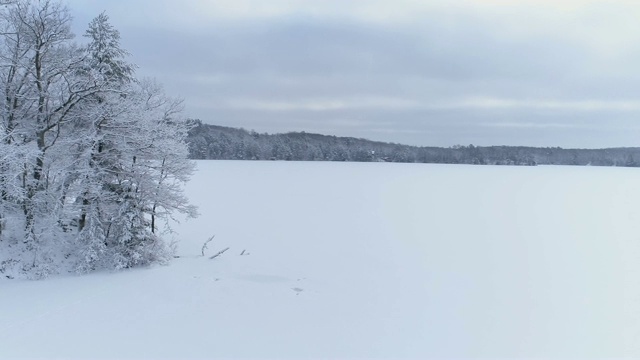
0;1;196;277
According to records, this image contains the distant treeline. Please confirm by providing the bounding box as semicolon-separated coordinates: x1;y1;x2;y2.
187;120;640;167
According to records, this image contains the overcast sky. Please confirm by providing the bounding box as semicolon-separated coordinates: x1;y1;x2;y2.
66;0;640;148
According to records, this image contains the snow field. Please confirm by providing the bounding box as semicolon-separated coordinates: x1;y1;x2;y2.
2;160;640;358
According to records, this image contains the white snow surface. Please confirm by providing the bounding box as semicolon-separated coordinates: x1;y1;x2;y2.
2;160;640;359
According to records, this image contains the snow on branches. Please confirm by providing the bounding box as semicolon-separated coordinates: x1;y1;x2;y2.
0;1;197;278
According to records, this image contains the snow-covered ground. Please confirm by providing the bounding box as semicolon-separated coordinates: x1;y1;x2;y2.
2;160;640;359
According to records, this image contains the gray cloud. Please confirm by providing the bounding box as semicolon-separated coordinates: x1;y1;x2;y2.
67;1;640;148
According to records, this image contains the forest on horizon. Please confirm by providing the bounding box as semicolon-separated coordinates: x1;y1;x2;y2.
187;120;640;167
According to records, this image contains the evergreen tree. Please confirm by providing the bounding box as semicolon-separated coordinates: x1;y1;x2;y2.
0;1;197;277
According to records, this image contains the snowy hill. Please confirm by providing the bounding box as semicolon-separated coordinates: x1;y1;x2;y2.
187;121;640;166
2;160;640;358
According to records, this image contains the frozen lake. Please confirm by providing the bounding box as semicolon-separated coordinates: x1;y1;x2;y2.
2;161;640;358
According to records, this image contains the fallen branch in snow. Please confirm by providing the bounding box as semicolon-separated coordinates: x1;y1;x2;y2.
209;247;230;260
201;235;215;257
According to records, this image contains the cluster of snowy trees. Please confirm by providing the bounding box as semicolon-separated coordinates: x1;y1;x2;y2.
0;1;196;278
188;121;640;167
187;123;537;164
